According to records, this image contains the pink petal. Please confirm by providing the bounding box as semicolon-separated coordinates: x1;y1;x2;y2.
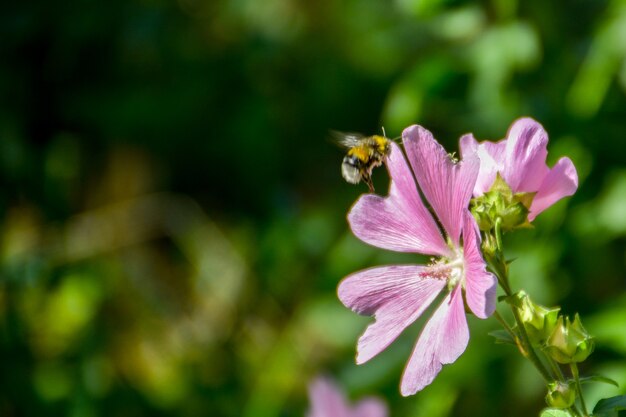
307;377;351;417
403;125;479;246
352;398;389;417
459;133;479;157
460;133;507;196
461;211;497;319
501;118;550;193
528;157;578;221
337;265;446;364
348;141;450;257
400;286;469;396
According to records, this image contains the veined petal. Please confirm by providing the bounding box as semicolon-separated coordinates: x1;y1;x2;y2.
337;265;446;364
352;399;389;417
460;133;506;196
400;286;469;396
529;157;578;221
502;118;550;192
307;377;351;417
403;125;479;246
348;142;450;256
462;211;497;319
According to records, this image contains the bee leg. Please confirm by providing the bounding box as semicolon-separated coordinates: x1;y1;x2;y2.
364;175;375;193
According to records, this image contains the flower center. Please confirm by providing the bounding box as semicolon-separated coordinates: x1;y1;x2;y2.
419;252;464;291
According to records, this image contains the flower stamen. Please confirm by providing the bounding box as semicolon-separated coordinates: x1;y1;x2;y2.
419;257;464;284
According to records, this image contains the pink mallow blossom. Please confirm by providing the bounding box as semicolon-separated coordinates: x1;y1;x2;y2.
307;376;388;417
338;125;497;396
460;117;578;221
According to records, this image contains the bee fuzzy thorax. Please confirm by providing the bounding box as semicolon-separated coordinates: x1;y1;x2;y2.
348;146;373;162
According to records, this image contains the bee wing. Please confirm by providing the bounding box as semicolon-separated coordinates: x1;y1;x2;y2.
330;130;365;148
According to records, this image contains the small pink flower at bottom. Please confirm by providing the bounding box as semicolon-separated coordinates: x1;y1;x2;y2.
460;117;578;221
307;377;388;417
338;125;497;395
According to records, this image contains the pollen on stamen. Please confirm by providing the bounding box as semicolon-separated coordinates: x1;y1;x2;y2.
418;262;452;280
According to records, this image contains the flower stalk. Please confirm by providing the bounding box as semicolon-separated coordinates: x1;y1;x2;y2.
487;228;586;417
486;224;552;382
571;363;589;417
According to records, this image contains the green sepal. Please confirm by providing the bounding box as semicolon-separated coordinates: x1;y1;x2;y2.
469;173;538;232
502;291;560;347
490;173;513;198
545;314;595;364
515;191;536;209
546;381;576;409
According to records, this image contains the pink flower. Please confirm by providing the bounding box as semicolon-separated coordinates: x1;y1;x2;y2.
460;117;578;221
307;377;388;417
338;125;497;396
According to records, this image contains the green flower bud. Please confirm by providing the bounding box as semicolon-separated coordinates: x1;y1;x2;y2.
545;314;595;364
470;197;495;232
508;291;560;347
545;381;576;409
469;174;535;232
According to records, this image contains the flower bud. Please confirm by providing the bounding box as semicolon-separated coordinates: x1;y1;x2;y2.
508;291;560;347
545;381;576;409
469;174;535;232
544;314;595;364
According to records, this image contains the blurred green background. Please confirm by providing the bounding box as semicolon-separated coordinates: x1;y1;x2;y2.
1;0;626;416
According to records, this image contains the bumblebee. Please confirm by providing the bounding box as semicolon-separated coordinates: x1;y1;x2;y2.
334;132;392;192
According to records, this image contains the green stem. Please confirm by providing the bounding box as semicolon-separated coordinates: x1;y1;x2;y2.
545;356;583;416
487;226;585;417
487;258;512;296
494;310;515;339
569;405;583;417
487;221;584;415
493;310;559;384
490;224;553;383
571;363;588;417
494;217;504;252
546;355;565;382
509;305;553;382
489;219;511;295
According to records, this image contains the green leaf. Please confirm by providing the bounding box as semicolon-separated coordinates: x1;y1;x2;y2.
540;408;574;417
593;395;626;416
593;411;618;417
488;329;516;345
579;375;619;387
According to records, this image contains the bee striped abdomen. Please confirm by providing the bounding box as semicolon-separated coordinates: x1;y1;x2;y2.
342;152;365;184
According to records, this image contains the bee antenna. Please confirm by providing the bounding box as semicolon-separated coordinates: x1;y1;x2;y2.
381;126;387;138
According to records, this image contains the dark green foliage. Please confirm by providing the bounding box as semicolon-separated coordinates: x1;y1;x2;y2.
1;0;626;416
